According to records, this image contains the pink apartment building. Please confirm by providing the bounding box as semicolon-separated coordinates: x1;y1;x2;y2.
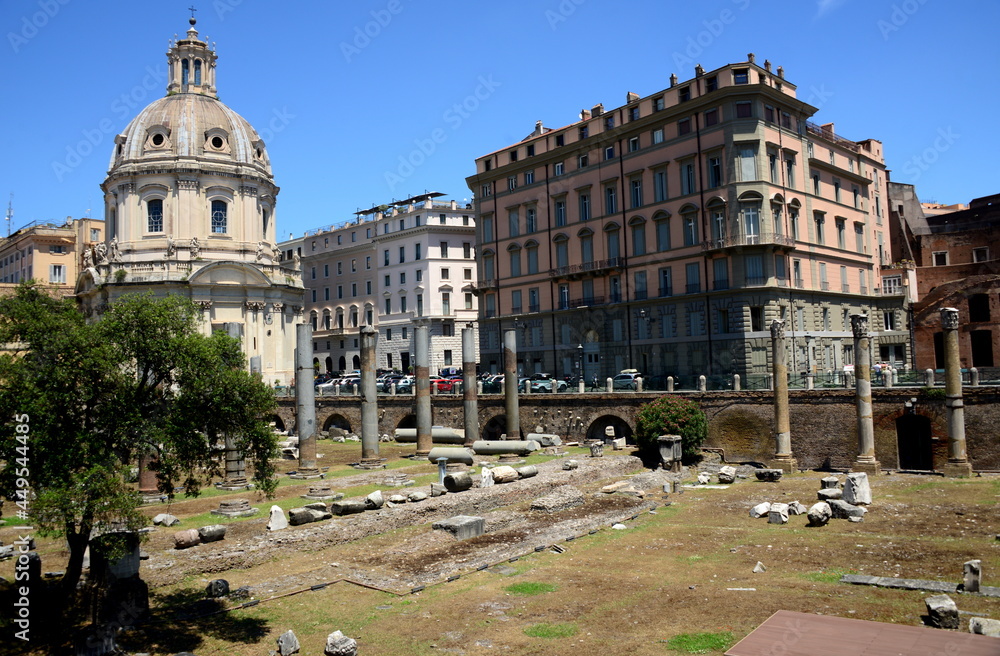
466;55;909;383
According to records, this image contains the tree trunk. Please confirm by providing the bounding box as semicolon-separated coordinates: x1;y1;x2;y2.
62;523;90;598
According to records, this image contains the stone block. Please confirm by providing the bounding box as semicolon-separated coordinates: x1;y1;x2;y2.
969;617;1000;637
562;459;579;471
325;630;358;656
330;500;367;516
516;465;538;479
697;472;711;485
205;579;230;598
153;513;179;527
718;466;737;484
491;465;520;484
267;505;288;531
304;501;329;511
480;467;494;487
768;503;790;524
828;499;867;520
925;594;959;629
388;494;408;504
365;490;384;509
407;491;428;502
806;502;832;526
843;472;872;505
749;502;771;518
173;529;201;550
755;469;783;482
430;483;447;497
277;629;301;655
432;515;486;540
526;433;562;447
289;507;325;525
602;481;631;494
611;437;627;450
820;476;840;489
963;559;982;593
788;501;808;515
817;488;843;501
197;524;227;543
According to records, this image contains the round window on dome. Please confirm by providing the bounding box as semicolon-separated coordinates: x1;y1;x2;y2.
211;136;224;149
152;133;165;147
256;147;263;159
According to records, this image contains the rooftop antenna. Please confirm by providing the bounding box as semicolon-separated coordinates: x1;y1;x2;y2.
5;194;12;237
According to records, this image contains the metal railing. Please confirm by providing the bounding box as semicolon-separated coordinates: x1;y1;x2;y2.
548;256;627;278
701;232;796;251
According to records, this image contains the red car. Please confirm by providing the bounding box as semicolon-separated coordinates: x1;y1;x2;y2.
430;376;455;393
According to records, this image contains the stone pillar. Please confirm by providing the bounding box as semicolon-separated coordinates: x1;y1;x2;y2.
218;433;249;490
503;329;520;439
850;314;881;475
415;323;432;457
292;323;321;478
770;320;796;472
462;325;478;447
359;325;382;468
941;308;973;477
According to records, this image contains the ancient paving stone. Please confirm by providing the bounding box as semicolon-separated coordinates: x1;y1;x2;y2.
267;505;288;531
432;515;485;540
749;502;771;518
924;594;959;629
325;630;358;656
530;486;585;513
842;472;872;505
806;502;832;526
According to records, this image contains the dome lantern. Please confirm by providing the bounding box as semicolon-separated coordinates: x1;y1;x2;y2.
166;16;218;98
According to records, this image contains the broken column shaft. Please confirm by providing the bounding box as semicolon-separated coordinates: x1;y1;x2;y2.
415;323;432;457
359;324;382;467
462;324;478;446
292;322;321;478
850;314;881;475
770;319;796;472
503;329;520;439
941;307;973;477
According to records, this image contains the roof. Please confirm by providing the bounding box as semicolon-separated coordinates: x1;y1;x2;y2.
726;610;1000;656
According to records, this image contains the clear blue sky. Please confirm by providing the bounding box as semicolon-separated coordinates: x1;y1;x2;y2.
1;0;996;240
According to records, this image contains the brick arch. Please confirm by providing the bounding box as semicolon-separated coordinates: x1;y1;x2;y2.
267;414;287;433
323;413;352;433
585;413;635;443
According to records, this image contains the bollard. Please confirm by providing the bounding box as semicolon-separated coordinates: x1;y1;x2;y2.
667;376;674;392
698;375;706;392
884;369;893;388
390;383;396;395
925;368;935;387
477;381;483;394
971;367;980;386
335;384;341;397
636;377;643;393
578;379;585;394
353;383;359;396
437;457;448;485
606;377;613;393
733;374;740;391
806;374;814;390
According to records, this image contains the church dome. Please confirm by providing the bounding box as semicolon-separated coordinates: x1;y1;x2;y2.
110;93;272;176
107;16;271;178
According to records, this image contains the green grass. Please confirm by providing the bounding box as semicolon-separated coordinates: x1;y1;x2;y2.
504;581;556;596
802;568;858;584
523;622;578;638
666;631;734;653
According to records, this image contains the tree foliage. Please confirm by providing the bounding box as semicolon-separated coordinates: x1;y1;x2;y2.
0;284;278;595
634;395;708;459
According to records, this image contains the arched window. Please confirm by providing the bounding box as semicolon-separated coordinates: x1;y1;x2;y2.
194;59;202;85
352;355;361;370
211;200;227;234
338;356;347;372
147;199;163;233
181;59;189;85
323;310;331;330
310;311;318;331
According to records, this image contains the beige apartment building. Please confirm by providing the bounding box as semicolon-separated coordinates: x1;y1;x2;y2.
282;193;479;375
466;55;909;383
0;217;104;296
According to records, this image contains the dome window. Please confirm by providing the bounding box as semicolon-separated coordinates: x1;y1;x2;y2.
152;134;165;147
143;127;171;153
194;59;202;85
147;199;164;233
204;129;231;155
182;59;189;85
211;136;223;149
211;200;228;234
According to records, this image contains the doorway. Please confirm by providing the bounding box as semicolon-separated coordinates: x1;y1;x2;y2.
896;413;932;470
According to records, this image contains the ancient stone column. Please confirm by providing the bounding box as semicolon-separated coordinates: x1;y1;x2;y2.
359;325;382;467
415;323;432;457
218;433;249;490
850;314;881;475
941;308;973;477
503;329;520;439
462;324;478;447
292;323;321;478
770;320;796;472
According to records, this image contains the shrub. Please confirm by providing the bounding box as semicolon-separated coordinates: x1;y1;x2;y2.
635;395;707;460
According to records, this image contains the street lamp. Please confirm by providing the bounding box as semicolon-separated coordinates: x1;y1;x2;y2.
577;343;584;382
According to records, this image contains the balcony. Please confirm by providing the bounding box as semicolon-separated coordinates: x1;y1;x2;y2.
713;280;730;291
702;232;795;253
794;278;805;289
820;281;830;291
569;295;604;308
549;256;627;279
686;283;701;294
658;286;673;297
484;309;496;318
609;292;622;303
746;276;767;287
634;289;648;301
776;276;788;287
805;121;860;153
528;303;540;313
510;306;522;315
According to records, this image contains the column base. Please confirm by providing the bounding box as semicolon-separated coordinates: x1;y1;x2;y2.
851;460;882;476
288;468;324;480
139;492;164;504
941;461;974;478
354;458;387;470
768;457;798;473
216;478;252;491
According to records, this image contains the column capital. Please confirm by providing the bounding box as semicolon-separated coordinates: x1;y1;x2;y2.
769;319;785;340
850;313;869;339
940;307;960;331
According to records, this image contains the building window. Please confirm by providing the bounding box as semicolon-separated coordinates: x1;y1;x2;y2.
384;298;391;315
525;170;534;185
685;262;700;293
855;223;864;253
442;267;451;280
654;168;668;202
933;251;948;266
555;200;567;226
336;286;342;299
147;199;163;233
90;228;100;241
464;242;472;258
734;68;749;84
628;136;640;152
49;264;65;284
509;247;521;277
442;292;451;315
813;174;821;196
210;200;227;233
605;115;615;129
579;125;589;139
578;153;589;169
654;96;665;111
366;256;372;269
683;215;698;246
708;156;722;188
507;176;517;191
836;218;846;249
384;249;390;266
629;106;640;121
814;212;825;245
785;157;795;187
681;162;696;195
401;296;408;313
630;178;643;208
604;145;615;161
526;244;538;274
579;193;591;221
883;311;896;331
974;247;989;263
735;101;752;118
606;228;620;259
834;180;841;203
580;232;594;263
605;186;617;215
464;268;472;280
465;292;474;309
678;118;691;135
399;246;406;263
739;146;757;181
508;210;519;237
526;208;537;233
400;272;406;285
482;215;493;241
555;238;569;268
440;241;449;258
555;134;565;147
679;86;691;102
351;258;357;272
656;217;671;251
416;294;423;316
554;162;564;176
652;128;664;144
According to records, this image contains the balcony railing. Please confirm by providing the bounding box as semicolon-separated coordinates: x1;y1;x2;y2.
713;280;730;291
528;303;540;313
746;276;767;287
701;232;796;252
484;309;496;318
634;289;648;300
569;295;604;308
549;256;627;278
842;284;851;293
659;286;673;297
686;283;701;294
609;292;622;303
805;121;860;153
794;278;805;289
511;306;522;315
820;281;830;291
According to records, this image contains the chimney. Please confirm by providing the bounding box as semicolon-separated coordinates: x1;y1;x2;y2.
591;103;604;116
777;66;784;79
626;91;639;103
764;59;772;72
695;64;704;77
748;52;756;64
669;73;678;87
580;109;591;120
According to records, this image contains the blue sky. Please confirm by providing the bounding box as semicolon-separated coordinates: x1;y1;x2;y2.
1;0;996;240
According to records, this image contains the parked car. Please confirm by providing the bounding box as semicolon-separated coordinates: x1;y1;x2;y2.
612;371;642;390
531;378;568;393
430;376;455;393
395;376;415;393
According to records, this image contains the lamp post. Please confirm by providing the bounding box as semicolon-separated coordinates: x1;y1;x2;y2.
577;343;584;391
